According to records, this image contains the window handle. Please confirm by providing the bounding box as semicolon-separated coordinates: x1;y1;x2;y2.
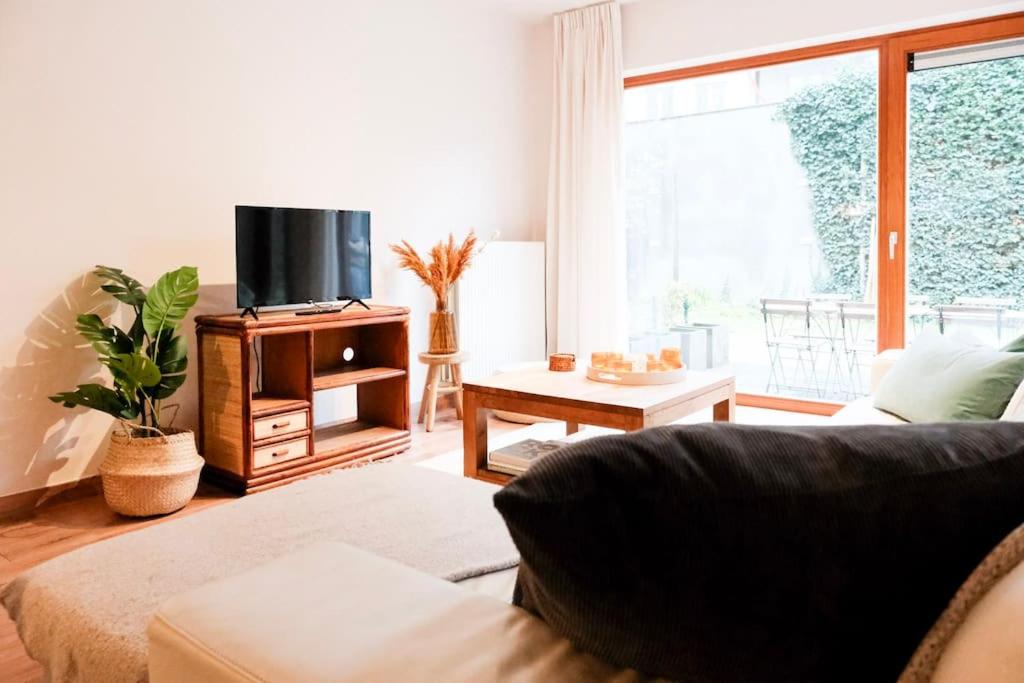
888;231;899;261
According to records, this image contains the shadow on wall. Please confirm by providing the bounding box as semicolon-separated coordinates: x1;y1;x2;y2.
0;274;117;497
0;277;237;500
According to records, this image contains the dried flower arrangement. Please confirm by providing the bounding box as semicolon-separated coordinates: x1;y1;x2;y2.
389;231;478;312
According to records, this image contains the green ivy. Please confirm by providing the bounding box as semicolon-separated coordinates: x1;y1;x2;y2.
776;58;1024;304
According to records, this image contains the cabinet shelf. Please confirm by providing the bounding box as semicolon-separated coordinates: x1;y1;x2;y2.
251;394;310;417
312;365;406;391
475;468;515;486
314;420;410;460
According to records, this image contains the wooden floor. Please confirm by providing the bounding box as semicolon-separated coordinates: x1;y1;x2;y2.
0;413;520;682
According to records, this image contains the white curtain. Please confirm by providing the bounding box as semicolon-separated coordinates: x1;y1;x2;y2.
546;1;628;360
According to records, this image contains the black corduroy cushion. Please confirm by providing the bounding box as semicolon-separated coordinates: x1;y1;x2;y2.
492;422;1024;682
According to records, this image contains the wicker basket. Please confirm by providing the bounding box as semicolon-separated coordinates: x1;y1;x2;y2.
100;429;204;517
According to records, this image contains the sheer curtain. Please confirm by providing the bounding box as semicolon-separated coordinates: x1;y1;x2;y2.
545;1;628;359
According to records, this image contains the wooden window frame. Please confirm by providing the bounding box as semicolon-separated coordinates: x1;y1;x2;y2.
625;12;1024;416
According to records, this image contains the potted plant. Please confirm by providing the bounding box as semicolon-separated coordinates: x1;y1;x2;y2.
50;265;202;516
390;232;477;354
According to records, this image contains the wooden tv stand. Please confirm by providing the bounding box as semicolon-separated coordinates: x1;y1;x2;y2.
196;306;411;494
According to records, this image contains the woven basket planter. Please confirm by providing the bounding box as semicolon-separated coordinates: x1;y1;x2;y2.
100;429;204;517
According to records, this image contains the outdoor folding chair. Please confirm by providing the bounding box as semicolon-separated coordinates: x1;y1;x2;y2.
760;298;833;398
936;304;1006;344
837;301;876;398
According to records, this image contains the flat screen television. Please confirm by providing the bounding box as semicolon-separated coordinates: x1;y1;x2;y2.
235;205;371;312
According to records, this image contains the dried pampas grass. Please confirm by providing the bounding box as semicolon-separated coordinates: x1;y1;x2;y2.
390;231;477;311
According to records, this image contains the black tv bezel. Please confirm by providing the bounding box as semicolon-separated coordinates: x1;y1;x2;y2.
234;205;372;309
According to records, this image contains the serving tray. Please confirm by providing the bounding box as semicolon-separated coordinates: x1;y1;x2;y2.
586;365;688;385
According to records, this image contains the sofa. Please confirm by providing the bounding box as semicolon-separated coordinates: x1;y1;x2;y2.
148;536;1024;682
145;358;1024;683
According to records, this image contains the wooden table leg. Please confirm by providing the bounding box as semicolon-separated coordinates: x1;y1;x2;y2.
627;415;647;432
417;364;435;425
713;392;736;422
425;364;442;431
451;363;464;420
566;421;580;435
463;390;488;478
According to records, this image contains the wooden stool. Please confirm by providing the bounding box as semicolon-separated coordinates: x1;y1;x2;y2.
417;351;468;432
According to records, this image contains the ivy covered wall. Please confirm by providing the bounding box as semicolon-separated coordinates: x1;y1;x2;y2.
777;57;1024;305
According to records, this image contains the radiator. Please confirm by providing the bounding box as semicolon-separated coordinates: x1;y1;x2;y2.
455;241;546;380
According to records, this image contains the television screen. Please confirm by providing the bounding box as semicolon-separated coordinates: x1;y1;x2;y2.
235;206;371;308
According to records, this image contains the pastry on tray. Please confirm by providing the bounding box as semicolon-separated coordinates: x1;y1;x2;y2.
591;348;685;373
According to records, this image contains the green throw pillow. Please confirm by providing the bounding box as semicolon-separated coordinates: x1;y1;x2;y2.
874;332;1024;422
1001;332;1024;353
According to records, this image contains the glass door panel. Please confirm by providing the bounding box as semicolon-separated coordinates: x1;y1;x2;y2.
624;51;879;401
906;45;1024;348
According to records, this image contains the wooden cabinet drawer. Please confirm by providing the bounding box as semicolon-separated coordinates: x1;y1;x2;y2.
253;410;308;442
253;437;308;469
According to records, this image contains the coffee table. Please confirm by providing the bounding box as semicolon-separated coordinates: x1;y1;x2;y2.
463;367;736;484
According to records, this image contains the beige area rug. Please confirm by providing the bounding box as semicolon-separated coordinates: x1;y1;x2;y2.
2;464;518;683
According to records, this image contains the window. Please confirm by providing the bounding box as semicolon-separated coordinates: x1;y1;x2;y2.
905;45;1024;348
625;52;878;401
625;14;1024;411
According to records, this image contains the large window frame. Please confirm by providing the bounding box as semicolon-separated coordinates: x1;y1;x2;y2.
625;12;1024;415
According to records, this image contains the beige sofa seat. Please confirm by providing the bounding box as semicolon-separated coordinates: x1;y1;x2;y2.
829;397;907;425
149;542;643;683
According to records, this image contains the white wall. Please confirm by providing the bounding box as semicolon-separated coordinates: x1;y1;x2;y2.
621;0;1024;72
0;0;551;497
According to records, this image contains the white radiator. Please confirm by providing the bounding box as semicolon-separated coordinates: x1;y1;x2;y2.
455;241;546;380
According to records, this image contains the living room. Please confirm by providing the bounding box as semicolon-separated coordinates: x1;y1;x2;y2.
3;0;1024;680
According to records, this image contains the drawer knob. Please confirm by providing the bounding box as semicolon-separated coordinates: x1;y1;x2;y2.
272;450;289;458
272;421;291;429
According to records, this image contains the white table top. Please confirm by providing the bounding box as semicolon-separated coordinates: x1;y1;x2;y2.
463;366;736;412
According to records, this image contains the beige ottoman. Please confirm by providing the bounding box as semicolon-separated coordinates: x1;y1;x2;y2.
148;542;637;682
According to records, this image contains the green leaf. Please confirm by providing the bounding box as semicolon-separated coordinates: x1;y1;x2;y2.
127;314;146;347
146;330;188;400
105;352;161;396
94;265;147;309
49;383;138;420
142;266;199;338
75;314;135;357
